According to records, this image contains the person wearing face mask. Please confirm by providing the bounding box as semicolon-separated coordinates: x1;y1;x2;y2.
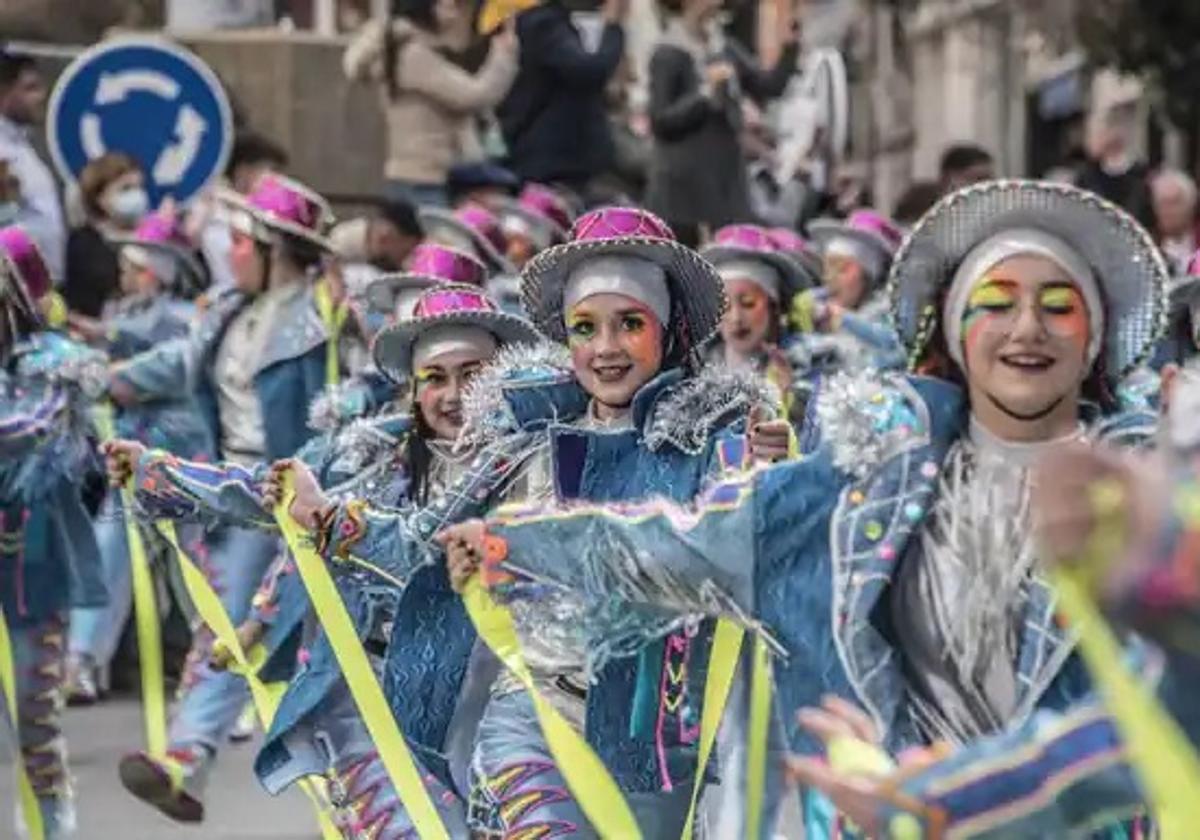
437;181;1168;837
788;208;906;377
0;226;108;840
62;153;150;318
301;207;774;837
103;173;339;822
701;223;817;415
104;283;541;838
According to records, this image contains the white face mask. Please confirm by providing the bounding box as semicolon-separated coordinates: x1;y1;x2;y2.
107;186;150;225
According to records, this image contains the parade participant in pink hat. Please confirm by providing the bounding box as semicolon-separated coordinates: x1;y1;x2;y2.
493;182;575;269
418;201;515;274
0;225;108;839
791;208;907;374
106;283;541;838
108;173;341;824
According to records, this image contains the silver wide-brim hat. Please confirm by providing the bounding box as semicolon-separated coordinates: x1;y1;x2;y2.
521;238;727;356
364;273;442;314
109;234;208;295
700;242;816;300
371;290;543;383
888;179;1169;382
417;206;516;275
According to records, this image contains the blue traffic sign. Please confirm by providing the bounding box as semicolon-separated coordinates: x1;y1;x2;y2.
47;37;233;206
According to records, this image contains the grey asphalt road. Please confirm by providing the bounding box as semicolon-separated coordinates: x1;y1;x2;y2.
1;699;322;840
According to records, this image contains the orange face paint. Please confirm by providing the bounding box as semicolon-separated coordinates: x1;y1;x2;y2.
962;277;1017;354
1039;284;1089;350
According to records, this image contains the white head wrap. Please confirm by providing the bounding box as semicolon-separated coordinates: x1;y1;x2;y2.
824;234;886;284
717;259;782;302
412;324;498;371
563;255;671;325
942;228;1104;370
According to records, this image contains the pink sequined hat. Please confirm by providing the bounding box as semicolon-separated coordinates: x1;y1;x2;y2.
0;225;51;323
418;202;514;274
495;183;575;249
808;209;904;264
111;209;208;295
365;243;489;315
701;224;816;299
223;173;335;250
372;283;542;381
520;206;726;353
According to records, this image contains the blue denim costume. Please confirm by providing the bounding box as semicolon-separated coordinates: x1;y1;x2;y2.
482;370;1157;838
316;348;770;837
1;331;107;838
114;287;330;759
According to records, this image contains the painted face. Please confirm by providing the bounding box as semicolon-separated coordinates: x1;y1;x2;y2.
719;277;774;358
960;253;1092;434
230;230;267;294
823;252;867;309
118;254;159;297
505;233;536;269
566;293;665;410
413;347;490;440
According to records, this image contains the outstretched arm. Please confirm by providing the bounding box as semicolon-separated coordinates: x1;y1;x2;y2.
131;449;275;528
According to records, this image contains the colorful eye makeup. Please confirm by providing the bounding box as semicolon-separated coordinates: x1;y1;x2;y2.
961;277;1090;351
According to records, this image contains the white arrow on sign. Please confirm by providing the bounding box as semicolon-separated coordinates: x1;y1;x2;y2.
80;113;105;157
152;104;207;186
94;70;180;105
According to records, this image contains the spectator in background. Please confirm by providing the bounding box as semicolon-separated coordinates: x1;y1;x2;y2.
226;130;289;195
498;0;629;198
892;179;942;229
645;0;799;246
344;0;519;208
0;49;65;282
938;143;994;192
1076;106;1154;229
62;153;148;318
367;197;423;271
1151;168;1200;276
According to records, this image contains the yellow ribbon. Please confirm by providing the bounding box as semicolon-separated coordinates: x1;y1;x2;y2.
461;577;643;838
156;521;340;839
745;636;773;840
92;405;168;758
315;279;349;388
274;478;451;840
680;618;744;839
0;603;45;840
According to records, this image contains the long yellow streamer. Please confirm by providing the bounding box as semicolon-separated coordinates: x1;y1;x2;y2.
156;521;341;840
274;478;451;840
680;618;745;839
92;405;168;758
315;279;349;388
0;603;45;840
745;637;772;840
461;577;643;838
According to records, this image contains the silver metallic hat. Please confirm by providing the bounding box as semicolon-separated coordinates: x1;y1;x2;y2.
887;179;1169;383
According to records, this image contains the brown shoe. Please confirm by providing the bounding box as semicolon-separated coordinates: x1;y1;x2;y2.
118;747;209;823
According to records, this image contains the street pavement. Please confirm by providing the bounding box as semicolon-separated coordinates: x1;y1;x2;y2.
1;699;321;840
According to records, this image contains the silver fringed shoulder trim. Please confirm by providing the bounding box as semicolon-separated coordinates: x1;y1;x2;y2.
14;333;109;402
326;413;408;477
815;370;931;479
643;364;780;455
309;376;378;433
458;341;574;449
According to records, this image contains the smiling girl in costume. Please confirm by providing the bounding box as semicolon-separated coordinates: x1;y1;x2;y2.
291;207;778;837
440;180;1168;836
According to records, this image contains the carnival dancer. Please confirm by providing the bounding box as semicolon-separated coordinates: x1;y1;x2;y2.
108;173;338;822
106;280;541;838
701;223;817;416
785;435;1200;838
487;183;576;315
63;209;215;704
439;181;1168;836
789;209;906;375
311;243;492;432
0;226;108;838
296;206;783;836
419;201;515;276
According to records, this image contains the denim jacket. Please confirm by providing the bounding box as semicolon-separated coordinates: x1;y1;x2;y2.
0;332;106;625
316;344;772;799
483;370;1157;834
113;288;329;462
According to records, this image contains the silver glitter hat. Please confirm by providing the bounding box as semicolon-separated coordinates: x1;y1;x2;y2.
888;179;1169;382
